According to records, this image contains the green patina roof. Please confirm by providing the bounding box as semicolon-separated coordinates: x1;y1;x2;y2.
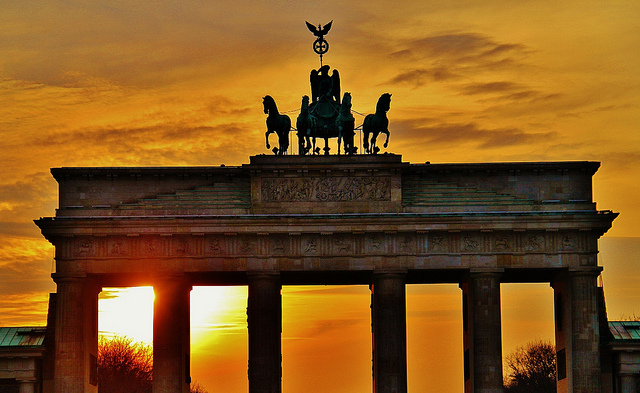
609;321;640;341
0;327;46;347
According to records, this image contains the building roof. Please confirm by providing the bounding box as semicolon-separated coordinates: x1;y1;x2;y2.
609;321;640;341
0;327;46;348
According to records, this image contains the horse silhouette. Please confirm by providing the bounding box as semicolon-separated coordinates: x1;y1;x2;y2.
363;93;391;155
263;95;292;155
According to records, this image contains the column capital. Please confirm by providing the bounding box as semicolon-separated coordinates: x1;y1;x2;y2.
568;266;603;276
247;271;281;279
373;269;407;277
469;267;504;275
51;273;87;283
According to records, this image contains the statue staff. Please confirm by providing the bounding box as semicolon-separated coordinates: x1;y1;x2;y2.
306;20;332;67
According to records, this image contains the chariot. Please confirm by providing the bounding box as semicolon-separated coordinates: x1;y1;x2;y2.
263;22;391;156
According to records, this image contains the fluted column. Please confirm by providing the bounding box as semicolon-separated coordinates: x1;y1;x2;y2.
153;277;192;393
552;267;603;393
18;380;35;393
52;275;100;393
461;269;504;393
247;273;282;393
371;272;407;393
569;268;602;393
619;373;638;393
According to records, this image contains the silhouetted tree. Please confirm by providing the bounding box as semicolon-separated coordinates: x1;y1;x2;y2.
98;336;153;393
97;336;208;393
189;381;208;393
503;340;556;393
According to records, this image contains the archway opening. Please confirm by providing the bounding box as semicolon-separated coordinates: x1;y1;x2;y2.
500;283;555;383
407;284;463;393
282;285;372;393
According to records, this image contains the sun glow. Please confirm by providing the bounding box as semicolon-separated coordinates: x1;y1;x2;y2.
99;287;155;343
97;286;248;346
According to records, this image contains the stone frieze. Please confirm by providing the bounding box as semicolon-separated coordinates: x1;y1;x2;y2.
261;177;391;202
57;230;597;260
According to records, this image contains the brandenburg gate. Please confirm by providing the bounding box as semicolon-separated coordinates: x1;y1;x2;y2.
36;154;616;393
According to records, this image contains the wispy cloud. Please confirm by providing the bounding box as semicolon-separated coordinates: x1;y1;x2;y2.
395;118;556;149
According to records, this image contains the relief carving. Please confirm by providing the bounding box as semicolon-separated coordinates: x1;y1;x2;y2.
143;237;160;256
272;238;286;254
526;235;543;252
462;235;480;252
303;238;318;254
75;239;94;257
431;236;445;252
239;239;255;254
561;235;575;251
176;238;190;255
109;240;127;256
334;237;352;253
494;235;510;252
261;177;391;202
398;236;414;253
209;237;223;254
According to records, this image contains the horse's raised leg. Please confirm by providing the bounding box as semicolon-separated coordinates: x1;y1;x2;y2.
382;130;390;148
265;131;272;150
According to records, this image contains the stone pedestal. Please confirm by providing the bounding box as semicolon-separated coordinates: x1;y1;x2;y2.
372;272;407;393
247;273;282;393
462;270;504;393
153;277;192;393
52;276;100;393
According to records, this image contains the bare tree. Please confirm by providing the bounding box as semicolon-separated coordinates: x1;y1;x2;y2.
189;381;208;393
503;340;556;393
98;336;153;393
97;336;208;393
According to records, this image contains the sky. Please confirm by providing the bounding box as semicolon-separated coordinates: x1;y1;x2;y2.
1;0;639;392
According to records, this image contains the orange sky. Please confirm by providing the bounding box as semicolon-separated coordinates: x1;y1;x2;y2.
1;1;640;392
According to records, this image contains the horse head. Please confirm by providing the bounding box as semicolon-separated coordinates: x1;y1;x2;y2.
300;95;310;112
263;95;276;115
376;93;392;113
341;92;352;108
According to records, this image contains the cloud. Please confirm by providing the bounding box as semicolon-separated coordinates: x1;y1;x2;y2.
394;118;556;149
459;81;524;95
391;32;528;66
0;173;57;223
386;67;459;87
0;236;54;326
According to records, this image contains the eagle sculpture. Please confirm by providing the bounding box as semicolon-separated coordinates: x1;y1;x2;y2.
306;21;332;38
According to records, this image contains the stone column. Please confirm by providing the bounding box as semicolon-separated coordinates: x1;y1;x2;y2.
18;380;35;393
569;269;602;393
461;269;504;393
552;268;602;393
153;277;192;393
619;373;638;393
247;273;282;393
52;275;100;393
371;272;407;393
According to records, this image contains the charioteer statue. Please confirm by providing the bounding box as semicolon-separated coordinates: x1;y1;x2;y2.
263;21;391;156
